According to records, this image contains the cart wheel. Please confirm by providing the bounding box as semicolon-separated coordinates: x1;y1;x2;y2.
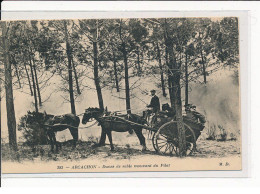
154;121;196;156
152;132;158;152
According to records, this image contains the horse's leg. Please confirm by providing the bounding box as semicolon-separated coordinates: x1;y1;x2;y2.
134;128;146;151
106;129;114;151
58;142;62;150
98;126;106;147
69;127;78;149
52;132;59;153
47;131;54;152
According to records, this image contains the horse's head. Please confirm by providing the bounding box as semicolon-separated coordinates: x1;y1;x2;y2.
26;111;47;126
82;107;103;124
142;109;152;121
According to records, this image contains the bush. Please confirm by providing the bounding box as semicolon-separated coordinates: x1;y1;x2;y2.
206;124;217;140
217;125;227;141
18;115;48;150
229;133;237;141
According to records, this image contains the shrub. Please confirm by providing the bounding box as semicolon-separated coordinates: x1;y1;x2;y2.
18;115;48;150
218;125;227;141
229;133;237;141
206;124;217;140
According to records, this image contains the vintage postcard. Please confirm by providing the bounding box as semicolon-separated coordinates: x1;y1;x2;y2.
0;16;244;175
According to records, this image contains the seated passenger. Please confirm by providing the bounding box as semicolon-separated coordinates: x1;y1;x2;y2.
185;104;206;125
161;103;176;117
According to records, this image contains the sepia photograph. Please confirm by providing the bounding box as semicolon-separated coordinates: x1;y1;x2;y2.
0;16;242;174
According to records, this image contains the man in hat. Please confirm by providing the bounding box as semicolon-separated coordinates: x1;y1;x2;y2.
147;89;160;113
185;104;206;124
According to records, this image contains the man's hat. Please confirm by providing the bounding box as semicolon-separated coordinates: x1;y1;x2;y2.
184;104;196;110
184;104;193;108
150;89;156;93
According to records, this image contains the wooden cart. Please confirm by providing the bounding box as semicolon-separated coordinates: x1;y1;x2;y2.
111;113;205;156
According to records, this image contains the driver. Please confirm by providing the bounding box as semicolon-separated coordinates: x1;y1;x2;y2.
147;89;160;113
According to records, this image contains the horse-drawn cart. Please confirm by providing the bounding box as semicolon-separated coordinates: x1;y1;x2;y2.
26;107;205;155
107;112;205;156
151;116;204;156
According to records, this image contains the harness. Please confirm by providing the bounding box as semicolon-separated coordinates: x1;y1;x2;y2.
27;113;99;130
43;121;99;129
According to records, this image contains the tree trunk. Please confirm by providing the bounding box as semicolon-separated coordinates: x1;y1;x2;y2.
93;23;106;145
179;52;182;68
23;59;33;96
201;51;207;84
93;43;104;111
11;55;21;88
71;57;81;95
28;53;38;113
165;46;174;106
32;57;42;106
137;47;141;76
122;42;131;114
167;39;186;157
113;51;120;92
91;21;106;145
64;20;76;115
185;53;189;106
157;43;166;97
2;21;18;151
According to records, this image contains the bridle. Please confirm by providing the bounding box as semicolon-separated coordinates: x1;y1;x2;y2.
83;109;103;123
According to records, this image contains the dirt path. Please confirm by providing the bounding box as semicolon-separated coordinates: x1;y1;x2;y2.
2;129;241;163
1;129;242;174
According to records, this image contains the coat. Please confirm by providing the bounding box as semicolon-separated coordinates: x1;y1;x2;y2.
147;95;160;112
186;110;206;124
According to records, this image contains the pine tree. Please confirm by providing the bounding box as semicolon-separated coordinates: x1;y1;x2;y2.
1;21;18;151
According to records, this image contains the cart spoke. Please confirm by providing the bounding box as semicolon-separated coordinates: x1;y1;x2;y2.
159;134;169;139
157;137;167;141
158;143;167;150
157;141;167;145
172;144;177;153
164;144;170;154
169;144;174;155
174;147;179;156
157;140;167;144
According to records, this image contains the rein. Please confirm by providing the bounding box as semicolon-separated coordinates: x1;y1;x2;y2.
101;115;154;130
43;120;99;129
76;112;85;116
111;107;146;115
79;121;99;129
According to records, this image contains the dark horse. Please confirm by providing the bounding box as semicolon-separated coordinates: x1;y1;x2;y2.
82;107;146;151
26;111;80;152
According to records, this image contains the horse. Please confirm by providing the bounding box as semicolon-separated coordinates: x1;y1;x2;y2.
26;111;80;152
82;107;147;151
